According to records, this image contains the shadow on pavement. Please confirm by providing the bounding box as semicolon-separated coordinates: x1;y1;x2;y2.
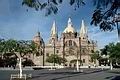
111;76;120;80
108;71;120;74
105;69;120;80
105;76;113;79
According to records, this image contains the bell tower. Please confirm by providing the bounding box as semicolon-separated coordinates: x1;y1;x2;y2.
80;20;88;39
49;21;58;44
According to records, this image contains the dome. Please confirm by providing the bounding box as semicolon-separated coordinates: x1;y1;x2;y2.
63;18;75;33
33;31;43;45
63;25;75;33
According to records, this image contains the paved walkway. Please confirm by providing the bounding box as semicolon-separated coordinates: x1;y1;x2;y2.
29;68;120;80
0;68;120;80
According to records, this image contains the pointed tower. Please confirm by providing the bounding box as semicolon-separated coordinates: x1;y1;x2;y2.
63;17;75;33
50;21;57;37
80;20;88;39
49;21;58;44
68;17;73;27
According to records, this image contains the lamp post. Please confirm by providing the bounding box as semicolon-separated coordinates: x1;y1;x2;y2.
42;40;45;66
63;35;65;66
87;40;90;67
78;37;83;72
79;37;82;67
76;48;79;72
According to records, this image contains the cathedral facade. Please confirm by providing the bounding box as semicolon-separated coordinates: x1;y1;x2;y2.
33;18;97;67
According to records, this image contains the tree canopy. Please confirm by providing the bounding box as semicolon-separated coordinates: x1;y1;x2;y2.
46;54;67;65
101;42;120;63
0;39;39;67
22;0;120;32
90;50;100;63
91;0;120;31
0;39;38;57
22;0;85;16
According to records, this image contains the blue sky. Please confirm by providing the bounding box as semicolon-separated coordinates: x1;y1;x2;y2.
0;0;118;49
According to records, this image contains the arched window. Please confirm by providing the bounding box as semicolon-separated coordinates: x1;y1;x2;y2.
46;53;49;57
73;41;77;46
83;59;85;63
69;40;72;46
56;50;59;53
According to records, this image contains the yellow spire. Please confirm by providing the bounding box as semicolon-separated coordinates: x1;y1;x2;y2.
51;21;57;37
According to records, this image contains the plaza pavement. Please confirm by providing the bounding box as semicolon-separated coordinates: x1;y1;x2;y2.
29;68;120;80
0;68;120;80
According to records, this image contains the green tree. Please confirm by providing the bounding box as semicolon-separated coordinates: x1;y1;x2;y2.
0;39;6;57
90;50;100;64
26;41;39;58
46;54;67;65
16;40;29;57
3;52;17;68
101;42;120;65
91;0;120;31
15;40;38;58
3;39;18;53
108;43;120;64
91;0;120;42
0;39;39;67
0;39;17;67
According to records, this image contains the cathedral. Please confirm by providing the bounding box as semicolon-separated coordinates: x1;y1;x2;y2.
33;18;97;67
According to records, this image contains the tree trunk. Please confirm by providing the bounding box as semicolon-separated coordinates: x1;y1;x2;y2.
110;60;113;70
